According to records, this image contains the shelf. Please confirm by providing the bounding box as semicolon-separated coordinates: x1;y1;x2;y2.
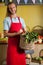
35;42;43;44
0;38;8;45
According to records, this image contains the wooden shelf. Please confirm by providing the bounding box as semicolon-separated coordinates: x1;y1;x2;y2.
0;39;8;45
32;59;43;64
35;42;43;44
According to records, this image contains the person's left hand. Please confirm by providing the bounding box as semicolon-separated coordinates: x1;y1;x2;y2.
20;29;23;33
17;29;23;35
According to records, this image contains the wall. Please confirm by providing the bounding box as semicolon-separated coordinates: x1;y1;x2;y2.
0;6;7;33
0;5;43;33
17;5;43;31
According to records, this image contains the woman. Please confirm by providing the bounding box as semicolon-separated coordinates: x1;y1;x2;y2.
3;2;26;65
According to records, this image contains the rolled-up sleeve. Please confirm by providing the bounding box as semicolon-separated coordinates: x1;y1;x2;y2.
3;19;9;31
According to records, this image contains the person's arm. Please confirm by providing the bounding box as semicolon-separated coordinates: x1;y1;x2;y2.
22;27;27;32
4;30;23;37
20;17;27;33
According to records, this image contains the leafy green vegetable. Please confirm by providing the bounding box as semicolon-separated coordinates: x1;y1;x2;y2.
32;57;43;61
22;31;38;43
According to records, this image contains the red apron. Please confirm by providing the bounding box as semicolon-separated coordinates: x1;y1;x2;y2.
7;17;26;65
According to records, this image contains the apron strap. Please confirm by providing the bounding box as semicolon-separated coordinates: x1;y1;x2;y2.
17;17;20;23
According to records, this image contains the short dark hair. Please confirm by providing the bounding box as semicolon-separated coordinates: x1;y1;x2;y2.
7;2;17;16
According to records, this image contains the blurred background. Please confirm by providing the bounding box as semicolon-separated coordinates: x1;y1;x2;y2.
0;0;43;65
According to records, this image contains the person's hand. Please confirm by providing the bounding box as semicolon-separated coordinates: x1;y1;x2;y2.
17;29;23;34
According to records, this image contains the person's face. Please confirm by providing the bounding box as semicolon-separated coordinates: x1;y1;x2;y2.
8;3;17;14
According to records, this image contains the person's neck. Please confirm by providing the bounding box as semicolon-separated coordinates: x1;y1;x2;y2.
10;14;17;18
